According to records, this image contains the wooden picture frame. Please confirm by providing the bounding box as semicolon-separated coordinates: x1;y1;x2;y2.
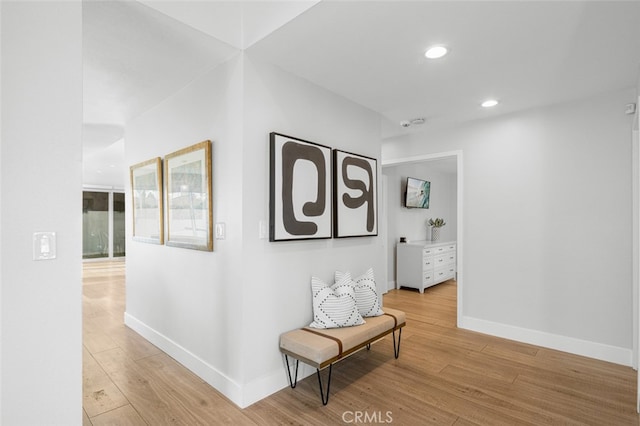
130;157;164;244
333;149;378;238
165;140;213;251
269;132;332;241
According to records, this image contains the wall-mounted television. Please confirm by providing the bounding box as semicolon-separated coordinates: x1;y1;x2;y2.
405;177;430;209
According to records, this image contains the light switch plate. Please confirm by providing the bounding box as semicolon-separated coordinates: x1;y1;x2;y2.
33;232;56;260
259;220;267;239
215;223;226;239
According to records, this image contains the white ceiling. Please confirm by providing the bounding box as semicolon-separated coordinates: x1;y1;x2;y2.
139;0;320;50
82;0;640;187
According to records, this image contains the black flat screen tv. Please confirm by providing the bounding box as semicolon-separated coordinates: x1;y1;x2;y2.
405;177;430;209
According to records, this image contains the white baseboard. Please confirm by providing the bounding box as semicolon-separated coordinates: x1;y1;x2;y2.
460;315;632;366
124;313;245;406
387;280;396;291
241;361;315;408
124;312;316;408
124;311;633;408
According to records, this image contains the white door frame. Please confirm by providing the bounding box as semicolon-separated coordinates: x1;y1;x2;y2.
382;150;464;326
632;97;639;412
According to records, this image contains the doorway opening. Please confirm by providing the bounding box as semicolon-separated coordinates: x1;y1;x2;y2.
382;150;463;325
82;189;126;260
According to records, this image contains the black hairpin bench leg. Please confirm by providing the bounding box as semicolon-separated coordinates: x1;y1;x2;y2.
284;354;299;388
285;355;332;405
316;364;333;406
393;328;403;359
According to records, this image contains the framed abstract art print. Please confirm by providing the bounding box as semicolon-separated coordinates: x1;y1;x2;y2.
269;132;332;241
333;149;378;238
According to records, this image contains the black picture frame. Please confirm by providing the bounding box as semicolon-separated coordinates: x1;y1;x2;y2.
405;176;431;209
269;132;332;242
333;149;378;238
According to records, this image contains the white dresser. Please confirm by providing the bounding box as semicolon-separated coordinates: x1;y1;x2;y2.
396;240;456;293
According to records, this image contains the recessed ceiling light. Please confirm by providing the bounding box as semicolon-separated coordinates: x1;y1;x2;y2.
481;99;499;108
425;46;448;59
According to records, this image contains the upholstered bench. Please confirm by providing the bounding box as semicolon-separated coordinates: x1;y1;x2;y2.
279;307;406;405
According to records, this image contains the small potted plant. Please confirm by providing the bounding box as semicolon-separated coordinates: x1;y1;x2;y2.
427;218;446;241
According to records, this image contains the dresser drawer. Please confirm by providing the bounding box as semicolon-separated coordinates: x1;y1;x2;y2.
433;244;456;255
423;272;434;286
434;265;455;281
423;257;434;269
423;248;435;256
434;253;455;266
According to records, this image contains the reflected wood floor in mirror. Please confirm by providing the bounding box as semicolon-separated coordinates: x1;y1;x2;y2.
83;261;639;425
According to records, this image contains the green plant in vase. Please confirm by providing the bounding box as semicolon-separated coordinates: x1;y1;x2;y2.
427;218;446;241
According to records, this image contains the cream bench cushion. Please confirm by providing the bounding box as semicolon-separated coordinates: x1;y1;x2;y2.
280;307;405;369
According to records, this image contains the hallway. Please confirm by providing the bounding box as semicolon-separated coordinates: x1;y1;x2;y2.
83;261;639;425
82;261;252;424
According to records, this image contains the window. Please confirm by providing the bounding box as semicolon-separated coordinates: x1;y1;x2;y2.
113;192;126;257
83;191;126;259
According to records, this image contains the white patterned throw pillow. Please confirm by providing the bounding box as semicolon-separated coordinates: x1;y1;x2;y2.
335;268;384;317
309;275;365;329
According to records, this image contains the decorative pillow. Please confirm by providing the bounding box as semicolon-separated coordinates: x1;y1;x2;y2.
309;275;365;329
335;268;384;317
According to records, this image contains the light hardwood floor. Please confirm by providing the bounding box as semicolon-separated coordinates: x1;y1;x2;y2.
83;261;640;425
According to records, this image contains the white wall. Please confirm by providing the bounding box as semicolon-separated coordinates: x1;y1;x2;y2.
1;2;4;417
125;54;247;402
239;56;384;404
383;163;457;286
124;53;384;407
383;88;635;364
1;2;82;424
